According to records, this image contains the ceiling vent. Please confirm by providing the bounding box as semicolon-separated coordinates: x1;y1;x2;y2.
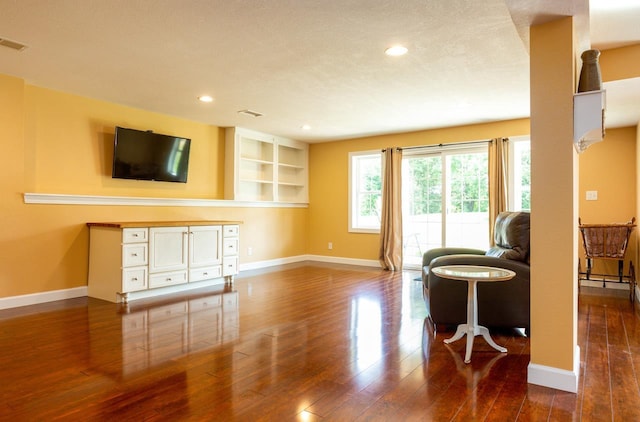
237;109;263;118
0;37;27;52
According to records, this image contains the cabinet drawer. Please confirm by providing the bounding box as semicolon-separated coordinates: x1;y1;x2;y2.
223;225;239;237
189;265;222;283
149;270;188;289
223;238;238;256
123;228;148;243
122;267;147;292
223;257;238;276
122;244;148;267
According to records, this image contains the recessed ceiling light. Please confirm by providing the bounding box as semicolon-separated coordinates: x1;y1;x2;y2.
198;95;213;103
301;124;311;130
385;45;408;56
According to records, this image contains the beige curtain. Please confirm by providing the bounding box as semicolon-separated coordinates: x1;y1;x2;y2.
379;147;403;271
488;137;509;244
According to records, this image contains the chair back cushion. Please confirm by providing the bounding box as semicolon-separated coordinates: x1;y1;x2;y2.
485;211;530;262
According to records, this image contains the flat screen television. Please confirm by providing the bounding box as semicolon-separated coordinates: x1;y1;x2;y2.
112;126;191;183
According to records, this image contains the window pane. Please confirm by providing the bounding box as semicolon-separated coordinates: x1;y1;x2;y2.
402;155;443;265
445;151;489;249
350;152;382;232
511;140;531;211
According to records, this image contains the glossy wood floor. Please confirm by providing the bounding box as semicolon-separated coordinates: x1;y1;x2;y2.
1;263;639;421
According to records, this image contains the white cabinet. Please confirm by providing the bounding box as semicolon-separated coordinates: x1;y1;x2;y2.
222;225;239;277
225;127;308;203
121;228;148;293
149;227;189;273
88;221;240;303
189;225;222;268
189;225;223;283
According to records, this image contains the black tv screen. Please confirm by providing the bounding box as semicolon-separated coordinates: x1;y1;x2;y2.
112;126;191;183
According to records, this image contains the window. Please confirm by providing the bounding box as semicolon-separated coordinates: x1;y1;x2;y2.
349;151;382;233
347;139;530;268
508;137;531;211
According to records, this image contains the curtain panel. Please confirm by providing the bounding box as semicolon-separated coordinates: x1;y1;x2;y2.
488;137;509;245
379;147;403;271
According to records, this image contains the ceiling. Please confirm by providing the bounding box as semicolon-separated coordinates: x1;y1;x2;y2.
0;0;638;143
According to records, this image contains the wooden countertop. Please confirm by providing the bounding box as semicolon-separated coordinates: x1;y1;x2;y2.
87;221;243;228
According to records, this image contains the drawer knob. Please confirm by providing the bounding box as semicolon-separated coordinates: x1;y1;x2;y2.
132;277;138;281
203;272;208;276
132;253;138;257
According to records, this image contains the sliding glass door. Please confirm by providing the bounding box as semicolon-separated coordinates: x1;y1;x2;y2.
402;146;489;268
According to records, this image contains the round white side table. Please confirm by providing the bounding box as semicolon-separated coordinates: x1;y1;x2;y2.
431;264;516;363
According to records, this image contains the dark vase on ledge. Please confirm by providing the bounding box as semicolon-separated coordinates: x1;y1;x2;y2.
577;49;602;93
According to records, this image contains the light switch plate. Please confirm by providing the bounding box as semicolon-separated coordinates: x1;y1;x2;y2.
586;190;598;201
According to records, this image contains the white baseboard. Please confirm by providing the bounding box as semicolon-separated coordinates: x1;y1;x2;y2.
0;286;87;310
304;254;381;268
527;345;580;393
239;255;310;271
579;279;630;290
239;254;381;272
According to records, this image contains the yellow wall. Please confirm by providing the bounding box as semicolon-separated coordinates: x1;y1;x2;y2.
308;120;530;259
600;44;640;82
0;74;307;298
24;85;224;198
579;127;637;277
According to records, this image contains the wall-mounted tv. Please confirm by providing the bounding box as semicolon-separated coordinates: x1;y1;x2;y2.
112;126;191;183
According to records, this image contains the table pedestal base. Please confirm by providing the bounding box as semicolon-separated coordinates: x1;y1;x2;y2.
444;323;507;363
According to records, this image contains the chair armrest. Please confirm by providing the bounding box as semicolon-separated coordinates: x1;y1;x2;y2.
422;247;485;267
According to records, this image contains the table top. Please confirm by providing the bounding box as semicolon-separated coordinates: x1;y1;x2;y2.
431;265;516;282
87;220;242;228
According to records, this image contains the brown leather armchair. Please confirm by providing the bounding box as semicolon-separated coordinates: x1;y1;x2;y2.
422;211;530;335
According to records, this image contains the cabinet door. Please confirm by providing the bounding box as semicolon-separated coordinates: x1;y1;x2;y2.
189;225;222;268
149;227;189;273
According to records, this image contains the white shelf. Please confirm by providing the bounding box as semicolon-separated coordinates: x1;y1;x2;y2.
240;179;274;184
278;163;304;169
574;90;606;153
225;127;308;203
241;157;274;165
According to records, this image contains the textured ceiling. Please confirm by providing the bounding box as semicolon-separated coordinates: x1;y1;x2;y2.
0;0;637;142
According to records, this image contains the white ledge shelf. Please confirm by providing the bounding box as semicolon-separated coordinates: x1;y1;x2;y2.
23;193;308;208
574;89;606;153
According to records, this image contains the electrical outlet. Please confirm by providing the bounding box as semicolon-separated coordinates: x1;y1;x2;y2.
247;247;253;256
328;242;333;250
586;190;598;201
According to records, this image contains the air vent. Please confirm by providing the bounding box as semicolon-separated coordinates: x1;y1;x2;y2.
237;109;263;118
0;37;27;52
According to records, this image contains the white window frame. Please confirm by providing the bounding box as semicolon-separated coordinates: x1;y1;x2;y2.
507;136;531;212
349;150;382;233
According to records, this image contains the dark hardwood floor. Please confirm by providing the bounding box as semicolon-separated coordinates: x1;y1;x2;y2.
1;263;639;421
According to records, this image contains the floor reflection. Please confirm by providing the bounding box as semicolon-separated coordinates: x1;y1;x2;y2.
94;286;239;377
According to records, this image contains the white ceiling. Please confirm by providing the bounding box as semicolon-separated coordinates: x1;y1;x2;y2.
0;0;638;143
